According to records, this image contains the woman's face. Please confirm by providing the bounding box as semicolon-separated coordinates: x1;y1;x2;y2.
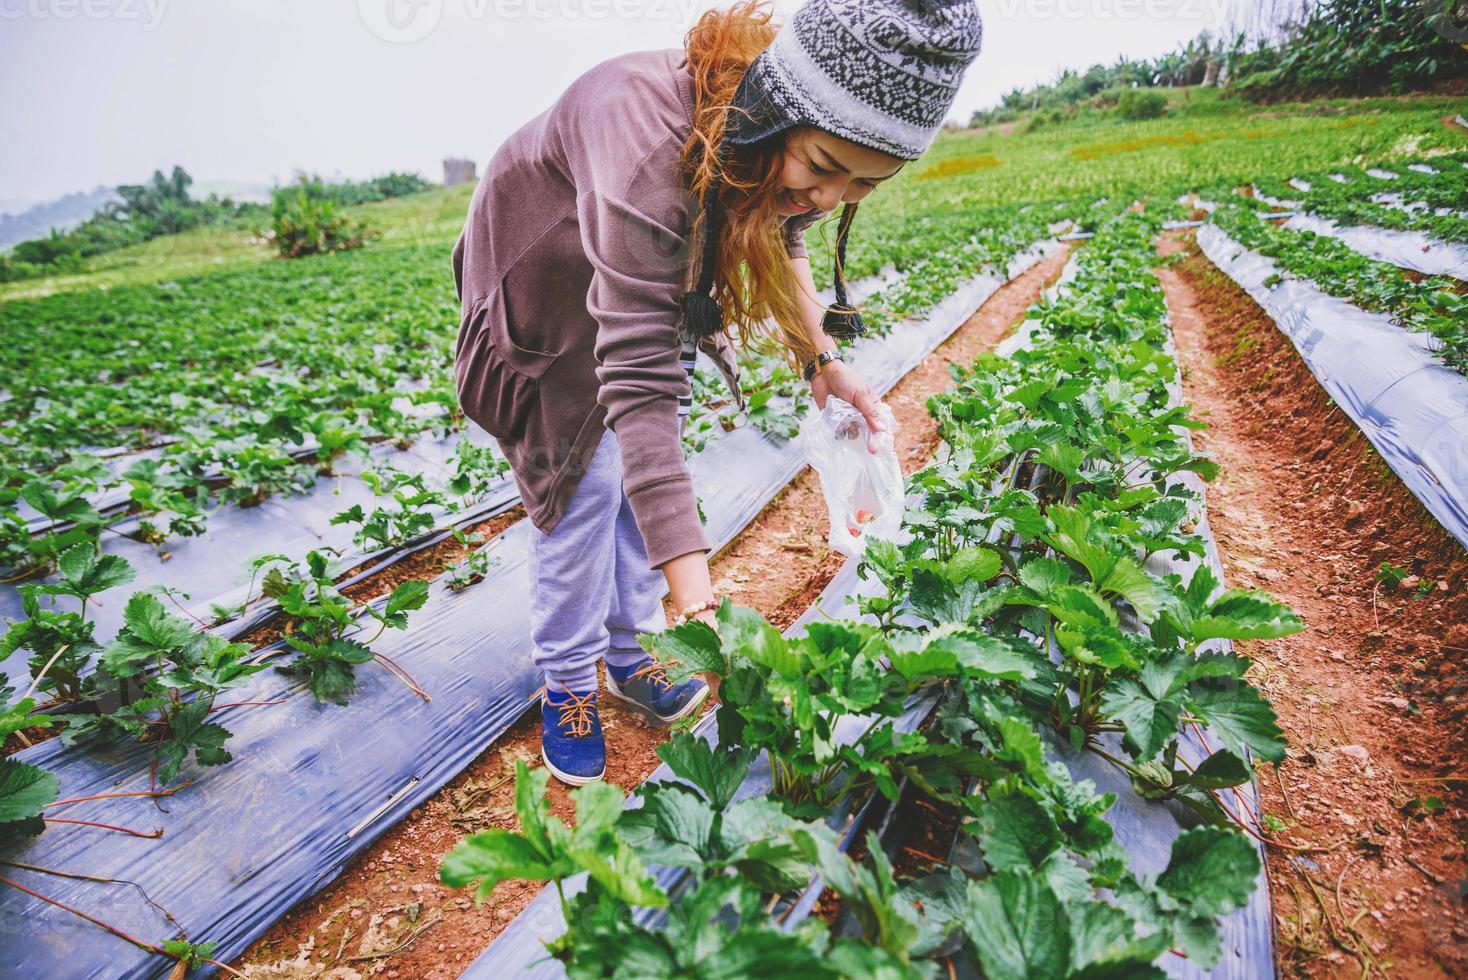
774;127;906;217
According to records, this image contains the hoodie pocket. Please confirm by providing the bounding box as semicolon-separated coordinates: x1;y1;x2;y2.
454;289;558;441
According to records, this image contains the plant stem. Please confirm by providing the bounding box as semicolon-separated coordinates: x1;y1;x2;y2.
45;816;163;838
1;859;184;932
373;652;430;701
209;698;287;711
21;644;72;701
46;784;191;809
0;874;164;954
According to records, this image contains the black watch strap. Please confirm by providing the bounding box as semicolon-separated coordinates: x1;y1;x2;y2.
804;349;843;382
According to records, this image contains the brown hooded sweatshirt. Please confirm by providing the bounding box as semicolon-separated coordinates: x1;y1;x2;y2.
452;48;819;568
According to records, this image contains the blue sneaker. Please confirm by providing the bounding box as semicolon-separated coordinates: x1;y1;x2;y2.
541;688;605;786
605;657;710;725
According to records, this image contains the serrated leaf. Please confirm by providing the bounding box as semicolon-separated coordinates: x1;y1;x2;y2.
656;732;753;812
1018;557;1071;597
0;758;59;824
1101;679;1181;761
1191;590;1304;641
1188;681;1286;764
964;870;1071;980
1188;749;1251;790
973;793;1062;871
440;829;556;903
1049;585;1119;630
572;779;628;841
948;546;1002;584
641;619;724;684
0;697;51;740
1097;557;1166;623
383;578;430;618
119;591;196;652
1157;827;1260;918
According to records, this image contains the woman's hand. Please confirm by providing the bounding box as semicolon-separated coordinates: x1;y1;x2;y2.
810;358;888;453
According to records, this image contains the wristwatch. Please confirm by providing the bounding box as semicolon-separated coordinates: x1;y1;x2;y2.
803;349;844;382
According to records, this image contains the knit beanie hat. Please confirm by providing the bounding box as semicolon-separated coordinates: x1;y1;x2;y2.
682;0;984;343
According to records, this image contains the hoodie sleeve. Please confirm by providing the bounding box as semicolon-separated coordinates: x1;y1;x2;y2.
557;71;708;569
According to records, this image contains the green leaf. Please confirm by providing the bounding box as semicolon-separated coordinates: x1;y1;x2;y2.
1044;505;1112;583
742;623;799;678
1188;749;1251;790
440;828;556;903
1096;557;1166;623
47;543;136;598
1068;902;1168;977
387;580;431;613
120;591;196;652
157;698;233;783
21;480;101;526
973;793;1062;871
1102;679;1180;761
964;870;1071;980
641;619;724;684
948;546;1002;584
935;628;1035;681
0;697;51;740
656;731;754;812
1049;585;1119;630
1157;827;1260;918
996;716;1048;781
513;759;552;846
572;780;627;841
1188;681;1287;764
1191;590;1304;641
0;758;59;826
887;632;957;681
1018;557;1071;597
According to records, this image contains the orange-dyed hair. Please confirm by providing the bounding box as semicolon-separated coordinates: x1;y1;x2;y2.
682;2;816;367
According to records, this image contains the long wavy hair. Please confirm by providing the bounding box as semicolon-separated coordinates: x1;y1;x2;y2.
682;2;817;367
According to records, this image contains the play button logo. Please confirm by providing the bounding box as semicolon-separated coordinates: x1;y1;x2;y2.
359;0;443;43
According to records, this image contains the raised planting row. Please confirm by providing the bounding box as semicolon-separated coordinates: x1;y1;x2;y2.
1196;222;1468;550
445;210;1302;979
1207;193;1468;374
1250;153;1468;245
0;232;1063;979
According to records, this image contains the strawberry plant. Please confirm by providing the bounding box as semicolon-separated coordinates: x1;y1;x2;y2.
0;542;135;702
264;549;430;704
447;439;510;503
442;528;495;592
58;590;268;783
331;468;452;551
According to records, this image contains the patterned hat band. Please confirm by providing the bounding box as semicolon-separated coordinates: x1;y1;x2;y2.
727;0;984;160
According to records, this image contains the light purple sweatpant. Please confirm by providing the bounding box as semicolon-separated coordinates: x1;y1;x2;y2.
529;427;667;693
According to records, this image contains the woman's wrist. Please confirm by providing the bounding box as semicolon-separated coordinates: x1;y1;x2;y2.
803;348;844;382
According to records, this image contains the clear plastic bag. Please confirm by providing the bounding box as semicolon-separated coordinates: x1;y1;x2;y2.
800;396;902;559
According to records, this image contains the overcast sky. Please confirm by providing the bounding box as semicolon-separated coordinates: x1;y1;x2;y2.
0;0;1234;210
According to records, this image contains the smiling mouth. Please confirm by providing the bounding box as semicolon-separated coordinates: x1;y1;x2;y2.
780;189;815;213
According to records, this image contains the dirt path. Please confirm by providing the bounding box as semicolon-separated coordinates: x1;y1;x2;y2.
230;243;1075;979
1156;233;1468;978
